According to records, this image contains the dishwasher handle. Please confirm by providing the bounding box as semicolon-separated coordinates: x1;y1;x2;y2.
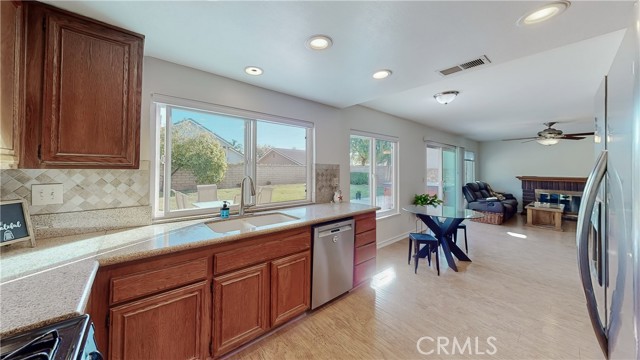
318;225;353;238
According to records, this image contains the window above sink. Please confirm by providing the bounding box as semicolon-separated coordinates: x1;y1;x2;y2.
151;95;314;220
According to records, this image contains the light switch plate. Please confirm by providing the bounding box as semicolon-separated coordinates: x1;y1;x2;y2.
32;184;64;206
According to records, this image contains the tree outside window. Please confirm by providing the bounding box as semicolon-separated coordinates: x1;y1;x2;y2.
349;133;397;216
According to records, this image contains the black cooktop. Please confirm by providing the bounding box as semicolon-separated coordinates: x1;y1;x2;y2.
1;315;90;360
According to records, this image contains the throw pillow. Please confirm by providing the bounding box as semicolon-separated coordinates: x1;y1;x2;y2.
491;190;506;201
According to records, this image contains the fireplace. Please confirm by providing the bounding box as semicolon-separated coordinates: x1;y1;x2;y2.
516;176;587;218
534;189;583;217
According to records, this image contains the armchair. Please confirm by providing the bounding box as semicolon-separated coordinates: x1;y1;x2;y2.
462;181;518;224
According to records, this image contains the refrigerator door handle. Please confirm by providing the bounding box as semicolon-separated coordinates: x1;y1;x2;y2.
576;150;608;357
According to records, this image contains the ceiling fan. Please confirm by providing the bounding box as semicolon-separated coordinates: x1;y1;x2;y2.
502;122;594;145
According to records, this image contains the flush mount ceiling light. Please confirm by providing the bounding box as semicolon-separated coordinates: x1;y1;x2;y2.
372;69;392;80
536;138;560;146
306;35;333;50
433;91;459;105
244;66;263;76
517;1;571;26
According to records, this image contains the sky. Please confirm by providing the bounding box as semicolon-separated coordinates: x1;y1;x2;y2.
171;108;306;150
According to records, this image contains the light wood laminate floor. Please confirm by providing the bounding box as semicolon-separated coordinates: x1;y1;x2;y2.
229;215;603;360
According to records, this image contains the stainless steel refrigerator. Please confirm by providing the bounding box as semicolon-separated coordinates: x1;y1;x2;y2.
577;7;639;360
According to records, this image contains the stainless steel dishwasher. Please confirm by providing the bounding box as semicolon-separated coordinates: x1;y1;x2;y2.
312;218;355;309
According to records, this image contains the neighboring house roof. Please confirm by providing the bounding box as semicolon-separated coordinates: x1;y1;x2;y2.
258;148;306;165
173;118;244;164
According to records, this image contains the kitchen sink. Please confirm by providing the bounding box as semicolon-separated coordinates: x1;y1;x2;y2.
206;213;299;233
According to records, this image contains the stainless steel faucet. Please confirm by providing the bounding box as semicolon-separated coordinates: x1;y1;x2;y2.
239;176;256;216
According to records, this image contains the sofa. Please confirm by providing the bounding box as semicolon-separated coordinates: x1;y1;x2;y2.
462;181;518;224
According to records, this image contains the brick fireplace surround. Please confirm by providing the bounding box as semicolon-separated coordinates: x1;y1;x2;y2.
516;176;587;214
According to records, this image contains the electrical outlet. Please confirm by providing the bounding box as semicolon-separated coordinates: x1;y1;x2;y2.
32;184;64;206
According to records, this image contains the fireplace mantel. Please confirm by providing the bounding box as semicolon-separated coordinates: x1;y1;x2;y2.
516;176;588;183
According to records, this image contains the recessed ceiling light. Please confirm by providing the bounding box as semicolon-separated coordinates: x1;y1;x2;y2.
517;1;570;26
372;69;392;80
244;66;263;76
306;35;333;50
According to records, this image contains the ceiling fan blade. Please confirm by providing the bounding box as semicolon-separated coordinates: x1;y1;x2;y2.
564;132;594;137
562;137;586;140
521;139;538;143
502;136;538;141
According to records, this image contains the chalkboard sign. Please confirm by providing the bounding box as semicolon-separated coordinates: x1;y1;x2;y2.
0;199;35;247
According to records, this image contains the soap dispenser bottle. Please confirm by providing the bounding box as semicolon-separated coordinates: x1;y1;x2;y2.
220;201;230;219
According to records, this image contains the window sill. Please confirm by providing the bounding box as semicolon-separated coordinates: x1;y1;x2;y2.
153;200;313;224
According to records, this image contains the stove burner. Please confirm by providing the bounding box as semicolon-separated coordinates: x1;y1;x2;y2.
1;330;60;360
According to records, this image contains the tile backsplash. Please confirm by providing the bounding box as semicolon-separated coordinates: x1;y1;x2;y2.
0;162;340;239
315;164;339;203
1;161;150;215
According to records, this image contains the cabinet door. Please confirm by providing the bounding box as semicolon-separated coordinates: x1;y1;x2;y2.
24;3;143;168
0;1;22;168
271;251;310;327
109;281;210;360
213;263;269;357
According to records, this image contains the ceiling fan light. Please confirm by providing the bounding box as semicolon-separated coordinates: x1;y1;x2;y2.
536;138;560;146
434;91;459;105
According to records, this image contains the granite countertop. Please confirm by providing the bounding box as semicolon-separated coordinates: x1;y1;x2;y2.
0;203;377;337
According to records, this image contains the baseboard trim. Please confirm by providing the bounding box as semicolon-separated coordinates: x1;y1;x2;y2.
377;230;412;248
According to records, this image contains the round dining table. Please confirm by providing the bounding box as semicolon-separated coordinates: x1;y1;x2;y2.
402;205;483;272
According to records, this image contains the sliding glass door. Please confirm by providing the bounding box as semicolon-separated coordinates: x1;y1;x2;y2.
426;144;457;207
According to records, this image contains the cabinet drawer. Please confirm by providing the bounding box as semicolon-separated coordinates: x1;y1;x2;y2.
215;229;310;275
355;229;376;248
353;258;377;286
110;257;208;304
354;213;376;234
354;242;376;265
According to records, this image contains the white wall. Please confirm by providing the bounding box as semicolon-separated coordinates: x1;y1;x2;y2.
478;139;595;211
141;57;478;245
341;106;478;244
141;57;343;164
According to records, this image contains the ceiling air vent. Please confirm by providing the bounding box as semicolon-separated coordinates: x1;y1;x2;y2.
438;55;492;76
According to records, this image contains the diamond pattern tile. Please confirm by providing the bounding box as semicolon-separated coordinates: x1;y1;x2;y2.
315;164;339;204
0;162;150;215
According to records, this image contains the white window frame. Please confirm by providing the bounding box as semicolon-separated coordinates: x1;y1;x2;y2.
150;94;314;220
350;130;399;218
464;150;476;185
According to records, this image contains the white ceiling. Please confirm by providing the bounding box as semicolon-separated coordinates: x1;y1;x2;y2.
45;1;634;141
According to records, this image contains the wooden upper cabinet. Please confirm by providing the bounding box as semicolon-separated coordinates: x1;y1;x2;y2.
0;1;23;169
22;2;143;168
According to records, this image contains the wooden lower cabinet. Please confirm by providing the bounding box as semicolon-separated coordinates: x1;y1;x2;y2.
109;281;210;360
353;212;377;287
213;263;270;357
89;226;316;359
271;251;310;327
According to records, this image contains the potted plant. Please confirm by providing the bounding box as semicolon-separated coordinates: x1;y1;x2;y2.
413;193;443;207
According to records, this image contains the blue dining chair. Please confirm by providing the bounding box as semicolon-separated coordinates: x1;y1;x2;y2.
409;233;440;276
453;223;468;253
